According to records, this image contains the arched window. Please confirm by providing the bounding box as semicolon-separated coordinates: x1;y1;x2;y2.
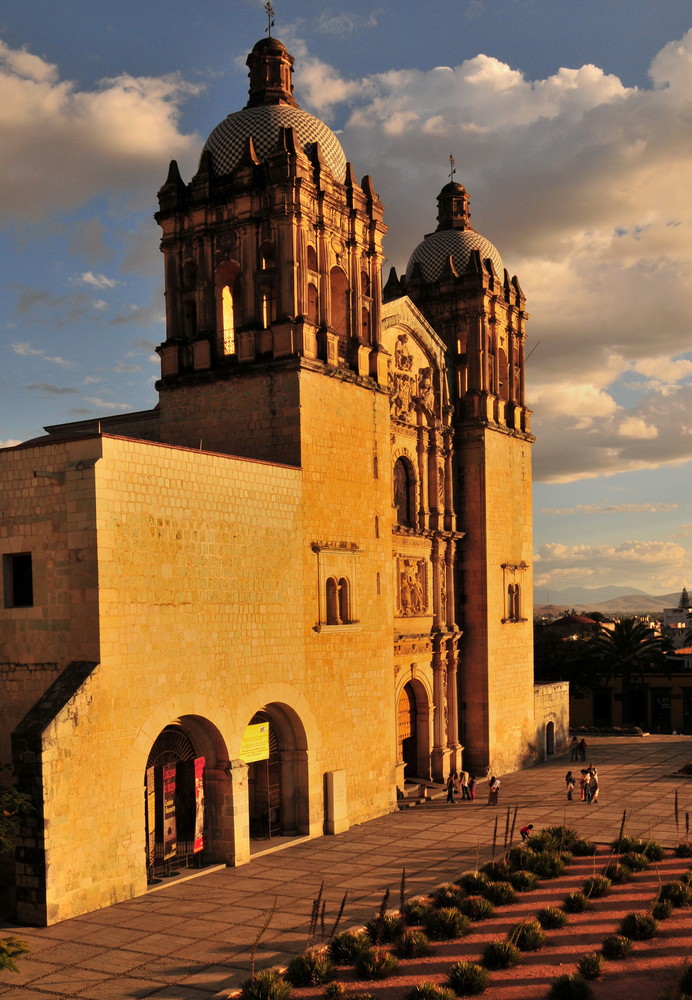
307;245;318;271
260;242;275;270
360;270;370;296
325;576;351;625
393;457;415;527
497;348;509;401
261;282;275;329
338;577;350;624
307;283;319;324
330;266;349;338
361;306;371;344
216;262;241;355
326;577;339;624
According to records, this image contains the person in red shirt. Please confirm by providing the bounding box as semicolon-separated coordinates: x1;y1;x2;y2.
520;823;534;841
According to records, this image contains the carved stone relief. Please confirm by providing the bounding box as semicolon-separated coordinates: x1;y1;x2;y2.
394;334;414;371
398;557;428;616
390;373;415;419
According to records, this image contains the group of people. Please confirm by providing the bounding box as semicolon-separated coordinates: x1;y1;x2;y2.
445;770;478;802
565;765;600;803
569;736;588;762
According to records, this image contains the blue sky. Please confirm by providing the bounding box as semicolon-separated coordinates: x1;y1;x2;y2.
1;0;692;596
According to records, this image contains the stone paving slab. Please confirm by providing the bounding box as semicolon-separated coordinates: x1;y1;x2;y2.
1;736;691;998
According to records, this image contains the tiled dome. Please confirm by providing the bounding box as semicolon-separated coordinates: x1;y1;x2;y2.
406;229;503;283
203;105;347;180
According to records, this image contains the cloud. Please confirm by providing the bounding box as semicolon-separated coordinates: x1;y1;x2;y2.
24;383;79;395
75;271;118;289
12;341;73;367
534;539;690;591
312;11;379;36
84;396;132;412
541;502;681;516
289;29;692;484
114;362;141;373
0;39;202;224
0;439;22;449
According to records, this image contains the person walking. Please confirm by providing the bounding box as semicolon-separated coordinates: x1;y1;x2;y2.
565;770;576;801
487;775;500;805
584;770;593;804
468;774;477;801
446;772;457;803
460;770;471;800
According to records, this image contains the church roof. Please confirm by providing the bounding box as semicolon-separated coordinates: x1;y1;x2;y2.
202;36;347;181
406;228;503;282
203;104;347;180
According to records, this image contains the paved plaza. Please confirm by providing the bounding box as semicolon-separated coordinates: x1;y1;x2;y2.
1;735;691;999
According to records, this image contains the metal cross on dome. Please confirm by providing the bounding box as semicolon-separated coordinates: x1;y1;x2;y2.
449;154;456;184
264;2;275;36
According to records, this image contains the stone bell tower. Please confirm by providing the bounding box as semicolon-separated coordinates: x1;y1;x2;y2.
153;36;388;465
386;180;536;773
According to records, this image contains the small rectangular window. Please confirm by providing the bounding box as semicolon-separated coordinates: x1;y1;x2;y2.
3;553;34;608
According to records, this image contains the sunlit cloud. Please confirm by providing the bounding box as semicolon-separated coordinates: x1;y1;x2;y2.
12;342;73;367
541;502;681;516
534;539;690;591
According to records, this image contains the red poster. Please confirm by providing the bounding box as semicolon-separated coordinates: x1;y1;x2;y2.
146;766;156;868
162;763;177;861
193;756;205;853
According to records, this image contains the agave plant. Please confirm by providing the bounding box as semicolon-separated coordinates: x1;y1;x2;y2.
481;880;517;906
537;906;568;930
458;896;495;921
619;911;658;941
406;984;457;1000
562;892;591;914
394;929;433;958
327;930;370;965
481;939;521;970
354;946;400;980
456;871;489;894
601;935;633;960
240;970;293;1000
576;952;604;981
547;973;596;999
284;950;336;987
422;907;471;940
508;918;546;951
446;960;490;996
582;875;611;899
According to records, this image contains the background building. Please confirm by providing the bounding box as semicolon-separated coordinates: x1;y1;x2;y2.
1;36;566;926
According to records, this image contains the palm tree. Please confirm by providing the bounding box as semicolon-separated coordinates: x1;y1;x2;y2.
590;618;667;725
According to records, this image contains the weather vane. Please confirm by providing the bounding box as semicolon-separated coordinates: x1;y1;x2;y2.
449;154;456;184
264;2;275;37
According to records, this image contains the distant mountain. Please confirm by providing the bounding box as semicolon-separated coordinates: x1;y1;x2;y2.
533;585;648;606
534;587;683;616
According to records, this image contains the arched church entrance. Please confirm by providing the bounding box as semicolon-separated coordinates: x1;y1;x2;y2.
144;717;230;880
546;720;555;756
244;704;309;843
398;683;418;779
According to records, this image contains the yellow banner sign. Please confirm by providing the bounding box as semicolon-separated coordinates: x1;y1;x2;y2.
240;722;270;763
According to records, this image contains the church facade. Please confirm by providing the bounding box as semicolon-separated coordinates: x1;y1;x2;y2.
0;37;567;926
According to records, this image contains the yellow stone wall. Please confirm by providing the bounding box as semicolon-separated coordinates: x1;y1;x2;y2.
0;439;102;770
5;360;398;924
458;427;535;773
